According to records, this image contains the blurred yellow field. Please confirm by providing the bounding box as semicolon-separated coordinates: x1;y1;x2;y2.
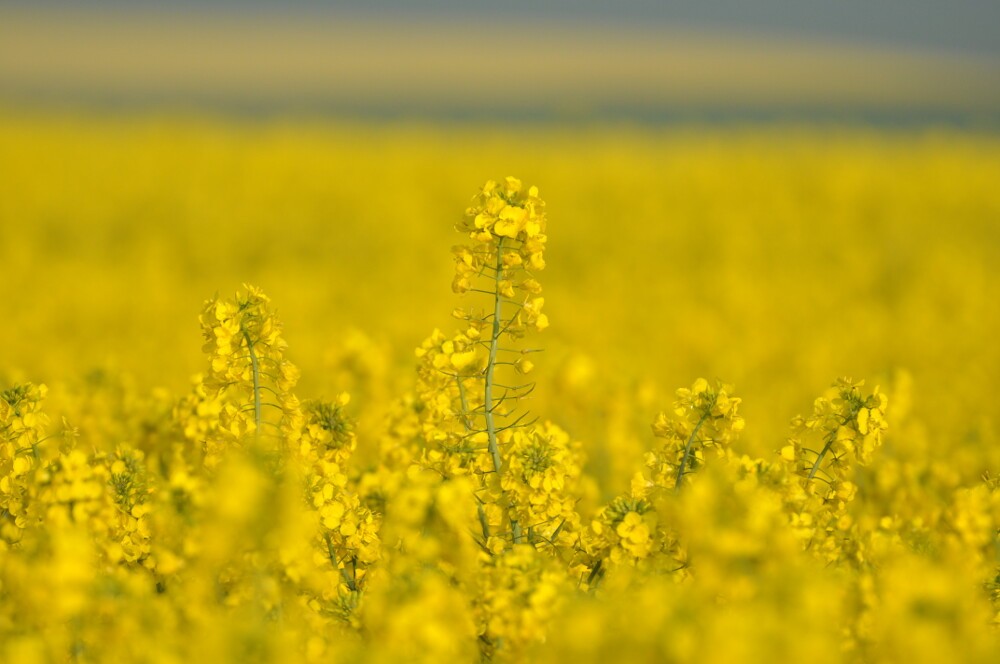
2;111;999;661
2;114;998;453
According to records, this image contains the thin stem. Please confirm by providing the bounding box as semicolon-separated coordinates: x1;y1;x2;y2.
806;432;837;483
243;330;262;437
484;240;504;475
492;381;535;391
456;376;474;429
675;411;709;491
805;411;859;484
477;502;491;542
496;412;536;433
239;402;285;413
324;533;357;592
586;560;604;587
485;237;522;544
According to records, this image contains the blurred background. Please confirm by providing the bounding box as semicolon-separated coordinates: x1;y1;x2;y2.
2;1;998;474
3;1;1000;121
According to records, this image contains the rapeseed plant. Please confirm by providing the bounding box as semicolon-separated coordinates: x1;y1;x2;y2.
0;176;996;664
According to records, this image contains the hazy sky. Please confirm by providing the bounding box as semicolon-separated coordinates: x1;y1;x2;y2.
14;0;999;55
3;1;998;119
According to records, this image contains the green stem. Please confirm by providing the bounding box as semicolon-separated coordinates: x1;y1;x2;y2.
324;533;357;591
477;502;491;541
806;413;856;484
461;380;493;545
806;432;837;483
243;330;262;436
485;237;522;544
586;559;604;587
456;376;473;430
675;412;709;490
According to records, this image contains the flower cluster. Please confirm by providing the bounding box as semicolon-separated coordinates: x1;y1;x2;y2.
193;284;302;456
779;378;889;564
0;383;50;545
454;177;548;334
646;378;745;491
473;545;568;660
412;327;490;478
582;494;659;569
500;422;584;553
409;178;560;564
300;395;381;591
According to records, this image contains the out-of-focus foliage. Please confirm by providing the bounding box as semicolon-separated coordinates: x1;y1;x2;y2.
1;115;999;662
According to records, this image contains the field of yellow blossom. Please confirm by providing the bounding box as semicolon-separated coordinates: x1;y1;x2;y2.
1;111;999;662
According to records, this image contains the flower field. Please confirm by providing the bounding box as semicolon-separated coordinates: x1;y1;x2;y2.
1;113;999;662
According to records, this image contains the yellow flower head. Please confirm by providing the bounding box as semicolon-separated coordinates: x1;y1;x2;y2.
452;178;548;334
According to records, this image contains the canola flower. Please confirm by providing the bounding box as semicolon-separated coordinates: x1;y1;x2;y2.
0;177;997;664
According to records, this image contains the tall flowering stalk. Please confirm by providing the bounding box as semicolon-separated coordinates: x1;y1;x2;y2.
578;379;744;586
780;378;888;564
297;393;382;605
0;383;50;545
420;177;552;549
455;177;548;467
407;178;586;658
649;378;745;492
178;285;302;466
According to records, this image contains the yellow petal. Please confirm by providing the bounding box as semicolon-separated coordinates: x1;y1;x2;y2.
450;350;477;370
